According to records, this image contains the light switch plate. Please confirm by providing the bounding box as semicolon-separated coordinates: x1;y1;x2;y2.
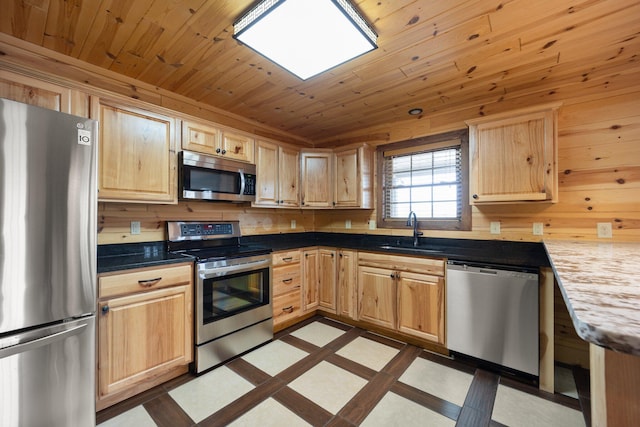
130;221;141;235
369;220;376;230
597;222;612;238
490;221;501;234
290;219;296;229
533;222;544;236
345;219;352;229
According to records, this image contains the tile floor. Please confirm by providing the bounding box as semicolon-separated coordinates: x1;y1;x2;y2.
97;317;589;427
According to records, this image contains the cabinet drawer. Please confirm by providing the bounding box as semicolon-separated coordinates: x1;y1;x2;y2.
273;264;301;295
273;290;302;325
359;252;445;276
99;263;192;298
272;250;301;266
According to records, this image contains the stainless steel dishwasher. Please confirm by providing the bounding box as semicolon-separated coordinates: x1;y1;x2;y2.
446;260;539;377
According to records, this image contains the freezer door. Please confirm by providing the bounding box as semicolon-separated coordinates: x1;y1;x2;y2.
0;316;96;427
0;98;97;333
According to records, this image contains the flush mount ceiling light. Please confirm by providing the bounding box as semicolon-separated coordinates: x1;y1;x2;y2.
234;0;377;80
408;108;423;115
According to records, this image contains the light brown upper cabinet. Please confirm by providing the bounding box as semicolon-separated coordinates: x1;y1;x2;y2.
254;140;300;207
301;150;333;208
333;145;373;209
94;98;177;204
182;120;254;164
466;102;561;204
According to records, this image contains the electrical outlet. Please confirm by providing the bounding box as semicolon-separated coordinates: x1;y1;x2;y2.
290;219;296;229
533;222;544;236
369;220;376;230
490;221;501;234
597;222;612;238
345;219;352;229
130;221;141;235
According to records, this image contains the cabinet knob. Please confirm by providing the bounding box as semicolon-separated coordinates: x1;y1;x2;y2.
390;273;395;279
221;149;226;155
101;305;109;315
472;194;479;199
216;148;221;153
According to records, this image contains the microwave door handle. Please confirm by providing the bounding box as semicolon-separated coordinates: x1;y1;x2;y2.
239;170;246;196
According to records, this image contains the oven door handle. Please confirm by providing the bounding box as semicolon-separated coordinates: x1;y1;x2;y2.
199;258;271;278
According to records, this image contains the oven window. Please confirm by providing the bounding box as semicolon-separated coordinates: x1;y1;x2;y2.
185;166;240;194
202;267;270;322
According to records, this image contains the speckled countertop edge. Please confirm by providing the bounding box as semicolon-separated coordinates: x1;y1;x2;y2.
544;240;640;356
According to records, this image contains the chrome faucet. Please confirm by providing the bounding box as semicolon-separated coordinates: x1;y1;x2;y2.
406;211;423;247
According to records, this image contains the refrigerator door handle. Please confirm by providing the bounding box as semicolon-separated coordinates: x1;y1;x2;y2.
0;322;87;360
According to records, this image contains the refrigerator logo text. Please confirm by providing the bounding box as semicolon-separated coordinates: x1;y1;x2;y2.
77;129;92;145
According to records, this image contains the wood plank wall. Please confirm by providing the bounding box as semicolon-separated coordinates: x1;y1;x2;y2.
2;33;639;368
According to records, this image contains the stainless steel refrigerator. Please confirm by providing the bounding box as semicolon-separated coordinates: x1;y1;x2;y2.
0;98;97;427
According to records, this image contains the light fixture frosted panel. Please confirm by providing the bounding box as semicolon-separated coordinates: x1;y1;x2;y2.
234;0;377;80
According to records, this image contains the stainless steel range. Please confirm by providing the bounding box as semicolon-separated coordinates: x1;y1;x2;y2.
168;221;273;374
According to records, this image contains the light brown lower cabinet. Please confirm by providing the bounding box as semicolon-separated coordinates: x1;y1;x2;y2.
357;252;446;345
337;249;357;319
96;263;193;411
272;249;303;329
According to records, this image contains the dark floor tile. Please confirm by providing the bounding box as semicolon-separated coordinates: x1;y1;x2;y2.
337;372;396;425
280;333;322;353
96;385;166;424
463;370;499;413
325;352;377;381
226;357;272;385
198;377;286;427
318;316;356;332
381;344;421;377
273;386;334;426
361;330;406;350
456;405;492;427
390;381;461;421
143;394;194;427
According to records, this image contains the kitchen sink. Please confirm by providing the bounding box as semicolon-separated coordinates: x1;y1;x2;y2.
378;245;444;255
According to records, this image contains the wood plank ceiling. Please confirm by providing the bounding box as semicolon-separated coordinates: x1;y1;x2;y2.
0;0;638;145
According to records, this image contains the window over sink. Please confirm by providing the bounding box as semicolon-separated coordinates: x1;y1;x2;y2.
377;129;471;231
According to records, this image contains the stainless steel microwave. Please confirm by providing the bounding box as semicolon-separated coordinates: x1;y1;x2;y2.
179;150;256;202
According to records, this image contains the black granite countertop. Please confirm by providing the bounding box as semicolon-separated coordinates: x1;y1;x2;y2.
97;241;193;274
98;232;550;273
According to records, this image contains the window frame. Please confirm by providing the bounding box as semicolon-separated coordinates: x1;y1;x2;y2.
376;129;471;231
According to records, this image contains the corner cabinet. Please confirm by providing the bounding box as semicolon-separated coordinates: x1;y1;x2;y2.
94;98;178;203
254;140;300;207
334;145;373;209
466;102;561;204
96;263;193;411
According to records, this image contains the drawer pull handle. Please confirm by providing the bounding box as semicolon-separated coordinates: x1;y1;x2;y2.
282;306;294;313
282;278;293;284
138;277;162;287
282;257;293;262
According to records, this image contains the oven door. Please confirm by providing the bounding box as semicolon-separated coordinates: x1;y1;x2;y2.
196;255;272;345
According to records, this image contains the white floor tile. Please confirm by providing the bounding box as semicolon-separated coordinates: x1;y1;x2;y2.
289;321;346;347
399;356;473;406
492;384;585;427
555;366;579;399
98;406;157;427
168;366;254;423
335;336;400;371
242;340;309;376
288;360;368;414
361;392;455;427
228;398;311;427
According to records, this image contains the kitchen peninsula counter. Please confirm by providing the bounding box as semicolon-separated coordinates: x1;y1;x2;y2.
544;240;640;427
544;240;640;355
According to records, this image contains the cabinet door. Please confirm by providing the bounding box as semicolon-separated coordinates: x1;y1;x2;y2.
97;100;177;203
220;130;255;163
397;271;445;344
357;265;396;329
278;146;300;207
334;148;359;207
0;71;75;113
468;104;559;204
182;120;220;155
302;250;319;311
97;284;192;401
337;250;357;319
255;140;279;207
318;249;337;312
301;151;333;207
